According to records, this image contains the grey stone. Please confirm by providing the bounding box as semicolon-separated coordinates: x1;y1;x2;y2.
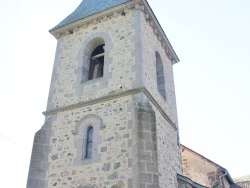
139;112;151;122
153;174;159;184
111;180;125;188
101;147;107;152
114;162;121;169
139;131;150;141
107;136;115;141
51;154;58;161
123;133;130;139
61;170;69;177
146;184;159;188
108;172;118;180
26;178;39;188
102;163;111;171
146;162;157;173
77;185;98;188
139;173;152;183
145;142;157;151
115;134;122;141
139;151;152;161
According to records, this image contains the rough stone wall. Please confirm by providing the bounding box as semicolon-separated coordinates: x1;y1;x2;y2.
139;9;182;188
154;105;182;188
137;101;159;188
181;146;224;187
134;93;182;188
47;10;138;111
44;94;181;188
140;11;178;125
28;7;182;188
47;96;134;187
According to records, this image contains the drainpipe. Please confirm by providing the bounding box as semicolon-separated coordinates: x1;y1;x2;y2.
219;170;228;188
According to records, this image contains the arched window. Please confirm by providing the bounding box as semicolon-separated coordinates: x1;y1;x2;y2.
88;44;105;80
155;52;166;99
73;115;104;165
85;127;93;158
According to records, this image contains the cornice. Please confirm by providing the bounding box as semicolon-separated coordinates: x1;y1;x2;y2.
50;0;179;64
43;87;178;131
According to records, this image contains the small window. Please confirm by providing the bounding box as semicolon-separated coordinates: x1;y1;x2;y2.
156;52;166;99
85;127;93;158
88;44;105;80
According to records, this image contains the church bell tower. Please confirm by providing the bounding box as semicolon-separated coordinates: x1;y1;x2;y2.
27;0;182;187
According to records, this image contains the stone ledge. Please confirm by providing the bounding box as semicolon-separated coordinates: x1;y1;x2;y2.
43;87;177;131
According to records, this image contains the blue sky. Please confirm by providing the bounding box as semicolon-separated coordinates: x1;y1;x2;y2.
0;0;249;187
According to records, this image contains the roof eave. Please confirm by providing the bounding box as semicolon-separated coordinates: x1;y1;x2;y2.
49;0;141;38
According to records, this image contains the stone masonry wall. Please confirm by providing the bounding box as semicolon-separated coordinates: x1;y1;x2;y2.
134;93;182;188
28;6;182;188
44;93;181;188
139;9;182;188
47;96;134;187
47;10;138;111
140;11;179;126
137;101;159;188
154;105;182;188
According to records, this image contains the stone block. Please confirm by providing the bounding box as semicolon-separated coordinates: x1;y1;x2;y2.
139;173;152;183
139;151;152;161
27;178;39;188
28;169;46;180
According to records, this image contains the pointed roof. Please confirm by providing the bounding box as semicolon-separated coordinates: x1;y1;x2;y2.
51;0;130;31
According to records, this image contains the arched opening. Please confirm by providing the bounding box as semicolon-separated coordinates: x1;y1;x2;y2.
156;52;166;99
88;44;105;80
81;37;106;83
73;114;104;165
85;126;93;158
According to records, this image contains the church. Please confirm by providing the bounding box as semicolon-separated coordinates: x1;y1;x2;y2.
26;1;242;187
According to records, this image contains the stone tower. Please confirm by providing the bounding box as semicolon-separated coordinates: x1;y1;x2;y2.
27;0;182;187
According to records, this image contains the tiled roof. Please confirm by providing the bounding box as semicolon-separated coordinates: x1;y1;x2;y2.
51;0;130;30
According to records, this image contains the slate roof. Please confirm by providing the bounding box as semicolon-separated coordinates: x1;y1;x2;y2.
51;0;130;31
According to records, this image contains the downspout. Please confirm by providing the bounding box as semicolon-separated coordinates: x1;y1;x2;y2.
219;170;228;188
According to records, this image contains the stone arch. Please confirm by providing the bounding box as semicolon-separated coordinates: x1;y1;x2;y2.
73;114;104;135
77;32;113;83
73;114;104;165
